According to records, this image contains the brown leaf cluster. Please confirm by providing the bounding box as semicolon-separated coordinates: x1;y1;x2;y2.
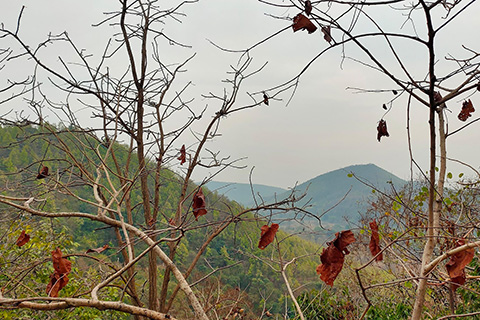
446;240;474;291
263;92;269;106
292;13;317;34
16;230;30;247
377;119;389;142
46;248;72;297
258;224;279;250
192;188;207;220
37;166;49;179
368;220;383;261
178;144;186;165
316;230;356;286
458;99;475;121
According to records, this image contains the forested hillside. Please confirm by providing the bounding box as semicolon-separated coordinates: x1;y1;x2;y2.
0;124;322;318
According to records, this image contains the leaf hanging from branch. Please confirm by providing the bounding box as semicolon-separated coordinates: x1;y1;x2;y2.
263;92;269;106
192;188;207;220
178;144;186;165
316;230;356;286
46;248;72;297
37;166;50;179
321;26;332;43
446;240;474;291
377;119;389;142
458;99;475;121
16;230;30;247
369;220;383;261
86;244;110;254
305;0;312;15
292;13;317;34
258;223;279;249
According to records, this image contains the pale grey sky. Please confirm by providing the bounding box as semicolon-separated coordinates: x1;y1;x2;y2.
2;0;479;189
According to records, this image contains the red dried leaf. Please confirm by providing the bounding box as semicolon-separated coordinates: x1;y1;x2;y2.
458;99;475;121
86;244;109;254
263;92;269;106
37;166;49;179
446;240;474;291
377;119;389;142
192;188;207;220
368;220;383;261
16;230;30;247
316;230;356;286
292;13;317;34
46;272;69;297
321;26;332;43
258;223;279;249
47;248;71;297
305;0;312;15
178;144;186;165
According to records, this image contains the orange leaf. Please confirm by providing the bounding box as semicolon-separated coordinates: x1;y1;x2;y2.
446;240;474;291
316;230;355;286
458;99;475;121
258;224;279;249
37;166;49;179
86;244;109;254
321;26;332;43
192;188;207;220
292;13;317;34
377;119;389;142
47;248;71;297
368;220;383;261
16;230;30;247
178;144;186;165
305;0;312;15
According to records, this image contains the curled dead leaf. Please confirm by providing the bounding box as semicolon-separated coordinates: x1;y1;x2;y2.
446;240;474;291
86;244;109;254
316;230;356;286
368;220;383;261
305;0;312;15
321;26;332;43
178;144;186;165
263;92;269;106
192;188;207;220
377;119;389;142
16;230;30;247
258;223;279;249
47;248;72;297
292;13;317;34
37;166;49;179
458;99;475;121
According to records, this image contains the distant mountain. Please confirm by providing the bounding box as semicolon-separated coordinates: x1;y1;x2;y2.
208;164;407;233
205;181;287;206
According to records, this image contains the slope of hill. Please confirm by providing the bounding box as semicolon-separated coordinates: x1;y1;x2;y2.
205;181;287;206
209;164;407;233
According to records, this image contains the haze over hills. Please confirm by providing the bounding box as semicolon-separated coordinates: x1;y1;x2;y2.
207;164;407;234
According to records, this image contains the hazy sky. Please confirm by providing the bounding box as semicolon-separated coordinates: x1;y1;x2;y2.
2;0;479;189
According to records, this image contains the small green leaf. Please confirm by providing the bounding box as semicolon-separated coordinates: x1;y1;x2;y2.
372;189;376;193
435;167;439;172
459;173;464;178
447;172;453;179
421;186;428;193
405;281;412;288
347;173;353;178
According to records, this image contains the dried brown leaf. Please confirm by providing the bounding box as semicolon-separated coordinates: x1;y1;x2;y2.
292;13;317;34
37;166;49;179
192;188;207;220
369;220;383;261
446;240;474;291
16;230;30;247
316;230;356;286
305;0;312;15
258;224;279;249
377;119;389;142
178;144;186;165
458;99;475;121
321;26;332;43
86;244;110;254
